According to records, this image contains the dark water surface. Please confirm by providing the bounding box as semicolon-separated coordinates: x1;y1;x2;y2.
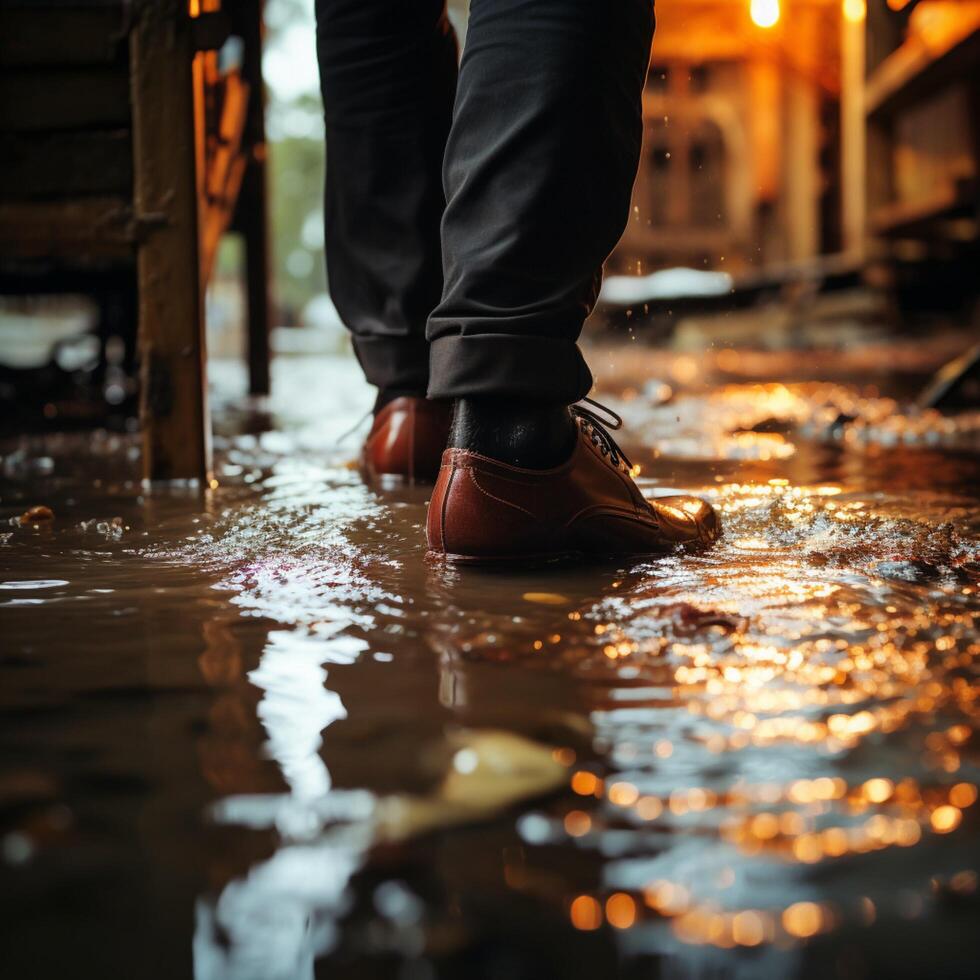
2;347;979;979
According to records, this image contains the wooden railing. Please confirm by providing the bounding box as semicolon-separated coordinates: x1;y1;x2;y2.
0;0;271;482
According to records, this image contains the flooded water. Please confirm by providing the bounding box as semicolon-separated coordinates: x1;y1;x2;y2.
2;342;978;979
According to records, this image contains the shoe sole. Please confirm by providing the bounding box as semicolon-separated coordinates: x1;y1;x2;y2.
359;460;437;490
428;549;583;568
426;549;684;568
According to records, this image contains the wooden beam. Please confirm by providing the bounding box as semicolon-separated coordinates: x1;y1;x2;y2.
200;67;251;283
130;0;211;483
0;8;126;68
869;177;979;237
201;152;247;284
0;197;136;260
2;130;132;199
866;19;980;118
0;67;131;132
232;0;272;397
840;3;866;256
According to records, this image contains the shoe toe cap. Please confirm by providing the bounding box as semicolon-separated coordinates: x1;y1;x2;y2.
651;495;720;545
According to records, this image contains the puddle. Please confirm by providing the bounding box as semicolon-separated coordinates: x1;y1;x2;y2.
1;345;978;979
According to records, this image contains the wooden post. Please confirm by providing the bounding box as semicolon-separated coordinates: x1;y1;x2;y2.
130;0;211;482
233;0;273;397
841;0;867;258
784;25;821;262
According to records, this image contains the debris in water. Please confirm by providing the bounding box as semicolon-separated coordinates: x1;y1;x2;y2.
522;592;571;605
374;730;568;843
18;505;54;525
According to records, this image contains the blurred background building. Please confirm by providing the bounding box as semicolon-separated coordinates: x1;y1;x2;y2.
612;0;979;308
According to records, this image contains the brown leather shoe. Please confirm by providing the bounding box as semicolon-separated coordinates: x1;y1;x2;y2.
361;396;452;485
426;404;719;564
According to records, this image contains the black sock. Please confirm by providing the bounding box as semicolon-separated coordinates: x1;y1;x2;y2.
448;397;577;469
373;387;427;414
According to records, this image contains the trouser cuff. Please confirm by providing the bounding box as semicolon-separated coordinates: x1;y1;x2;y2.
427;334;593;403
351;335;430;394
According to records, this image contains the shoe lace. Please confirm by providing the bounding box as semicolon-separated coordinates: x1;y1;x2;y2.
571;397;634;472
334;407;373;447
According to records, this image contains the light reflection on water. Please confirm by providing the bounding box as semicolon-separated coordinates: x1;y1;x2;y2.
1;351;978;979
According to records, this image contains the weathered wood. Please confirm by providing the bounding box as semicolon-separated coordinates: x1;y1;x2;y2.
240;153;273;397
201;152;246;284
869;177;978;237
205;69;249;203
0;8;126;68
840;4;866;257
130;0;211;482
1;0;268;461
2;130;132;199
232;0;272;397
199;68;249;281
866;20;980;118
0;197;136;260
0;67;130;132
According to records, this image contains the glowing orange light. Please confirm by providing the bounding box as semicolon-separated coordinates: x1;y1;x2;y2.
862;777;893;803
793;835;823;864
636;796;664;820
732;910;766;946
750;812;780;840
949;783;977;808
842;0;866;23
820;827;849;857
750;0;780;29
895;819;921;847
608;781;640;806
606;893;637;929
644;880;690;916
564;810;592;837
571;770;600;795
931;805;962;834
570;895;603;930
782;901;822;938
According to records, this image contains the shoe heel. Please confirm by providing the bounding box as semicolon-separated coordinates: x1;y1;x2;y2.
427;455;557;561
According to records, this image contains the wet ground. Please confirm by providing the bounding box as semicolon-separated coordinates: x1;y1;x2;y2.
1;338;979;980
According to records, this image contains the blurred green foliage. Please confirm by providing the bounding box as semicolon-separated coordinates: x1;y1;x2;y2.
264;0;326;320
268;121;326;319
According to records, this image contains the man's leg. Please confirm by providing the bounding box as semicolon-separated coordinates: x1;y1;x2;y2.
422;2;719;562
316;0;457;409
427;0;655;427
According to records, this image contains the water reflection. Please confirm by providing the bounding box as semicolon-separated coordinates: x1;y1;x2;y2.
196;628;370;980
2;351;978;978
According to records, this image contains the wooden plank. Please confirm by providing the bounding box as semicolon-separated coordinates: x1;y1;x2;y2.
205;70;249;202
201;152;246;283
199;66;251;280
2;130;131;199
869;177;979;237
0;67;130;132
0;8;126;67
866;19;980;118
130;0;211;482
0;196;136;260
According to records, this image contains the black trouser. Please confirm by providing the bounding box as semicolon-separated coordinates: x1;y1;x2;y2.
316;0;654;404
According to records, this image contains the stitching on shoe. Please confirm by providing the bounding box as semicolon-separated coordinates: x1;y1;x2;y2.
564;503;658;529
408;400;415;484
440;464;455;553
446;446;577;478
468;470;538;519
